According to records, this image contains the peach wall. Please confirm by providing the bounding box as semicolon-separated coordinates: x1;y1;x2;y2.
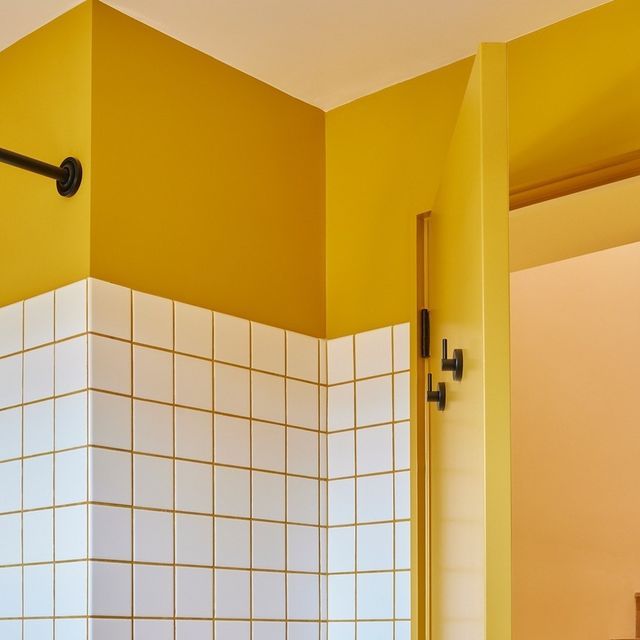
511;241;640;640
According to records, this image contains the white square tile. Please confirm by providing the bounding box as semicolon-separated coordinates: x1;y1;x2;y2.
328;526;355;573
133;399;172;455
287;332;319;382
55;448;87;505
0;621;21;640
252;471;284;521
215;466;250;517
395;471;410;519
89;561;131;616
24;563;53;616
134;345;173;402
319;431;327;478
395;521;410;569
175;302;212;359
213;414;249;467
89;505;131;561
215;569;250;618
175;354;212;410
215;517;250;568
52;277;87;353
216;621;250;640
253;622;285;640
90;448;131;505
357;622;393;639
89;335;131;395
23;454;53;509
0;302;22;356
0;354;22;409
24;620;53;640
0;407;21;460
327;479;355;526
357;572;393;619
356;425;393;475
357;523;393;571
55;504;87;560
176;407;212;462
327;337;354;385
56;619;87;640
319;386;327;433
356;376;392;427
287;379;319;430
328;431;354;478
357;475;393;523
134;509;173;562
319;340;327;386
252;521;285;570
176;460;212;513
176;620;213;640
394;372;410;422
252;371;285;423
288;574;319;620
55;561;87;616
288;622;319;640
251;421;285;472
214;312;250;366
134;564;173;617
288;427;318;477
134;620;174;640
133;291;173;349
55;335;88;395
395;571;411;618
395;621;411;639
287;476;318;524
176;567;213;617
253;571;285;619
0;460;21;513
24;345;54;402
327;384;354;431
0;567;22;617
25;291;54;348
214;363;250;417
327;574;355;620
24;399;54;455
251;322;285;374
0;513;21;564
355;327;392;379
134;454;173;509
287;524;319;572
394;422;410;470
176;513;213;565
55;392;87;450
393;324;410;372
90;391;131;450
88;279;131;339
89;619;131;640
23;509;53;563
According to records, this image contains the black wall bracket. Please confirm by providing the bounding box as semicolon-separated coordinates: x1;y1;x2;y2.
441;338;463;381
0;147;82;197
426;373;446;411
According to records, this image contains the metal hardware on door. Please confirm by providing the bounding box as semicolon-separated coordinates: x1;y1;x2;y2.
441;338;463;381
426;373;446;411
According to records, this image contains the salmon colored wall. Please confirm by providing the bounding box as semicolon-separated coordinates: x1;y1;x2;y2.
90;1;326;336
511;241;640;640
0;3;92;307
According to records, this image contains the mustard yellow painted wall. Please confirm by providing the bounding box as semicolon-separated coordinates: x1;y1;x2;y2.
0;3;92;307
90;2;326;336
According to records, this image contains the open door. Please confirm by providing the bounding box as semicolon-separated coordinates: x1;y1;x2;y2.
427;43;511;640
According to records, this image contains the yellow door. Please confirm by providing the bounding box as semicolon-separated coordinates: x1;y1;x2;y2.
427;43;511;640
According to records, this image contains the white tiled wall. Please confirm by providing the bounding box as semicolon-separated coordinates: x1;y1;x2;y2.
0;279;410;640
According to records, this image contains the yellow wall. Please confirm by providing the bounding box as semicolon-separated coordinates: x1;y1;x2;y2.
90;1;326;336
0;3;92;307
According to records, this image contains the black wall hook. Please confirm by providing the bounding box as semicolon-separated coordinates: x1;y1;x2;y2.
441;338;463;381
426;373;446;411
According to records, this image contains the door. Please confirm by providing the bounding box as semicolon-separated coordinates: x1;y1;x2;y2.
425;43;511;640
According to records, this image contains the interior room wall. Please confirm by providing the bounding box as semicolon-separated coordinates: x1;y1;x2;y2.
510;241;640;640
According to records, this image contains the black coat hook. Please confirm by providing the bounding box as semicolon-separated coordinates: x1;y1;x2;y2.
441;338;463;381
426;373;446;411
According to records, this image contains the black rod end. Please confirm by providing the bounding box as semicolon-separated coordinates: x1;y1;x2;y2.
56;157;82;197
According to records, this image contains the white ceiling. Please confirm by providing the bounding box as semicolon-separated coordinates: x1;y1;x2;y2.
1;0;609;110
